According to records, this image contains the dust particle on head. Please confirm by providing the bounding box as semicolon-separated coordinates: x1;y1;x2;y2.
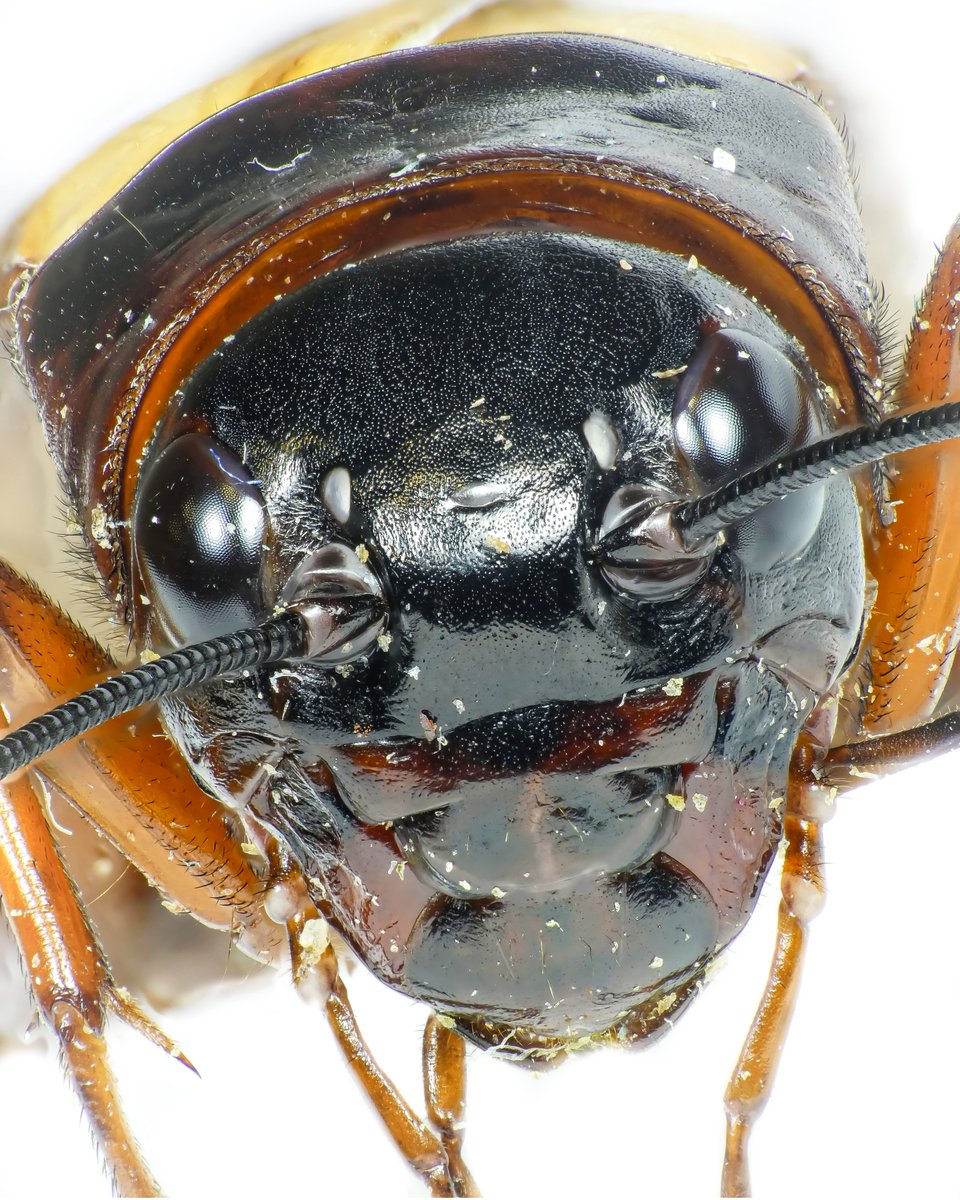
582;410;620;471
90;505;113;549
711;146;737;172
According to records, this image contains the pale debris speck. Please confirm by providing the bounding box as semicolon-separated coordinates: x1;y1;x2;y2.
703;954;727;982
90;505;113;549
692;792;709;813
914;633;942;655
768;795;785;811
453;698;466;714
387;859;407;881
377;631;393;652
140;648;160;664
458;880;472;891
91;855;114;880
712;146;737;172
298;918;330;967
654;991;677;1016
848;765;880;780
354;543;370;564
649;955;664;969
687;254;699;272
483;534;511;554
407;665;421;680
662;677;684;696
666;793;686;812
491;886;506;899
544;919;564;931
618;258;633;271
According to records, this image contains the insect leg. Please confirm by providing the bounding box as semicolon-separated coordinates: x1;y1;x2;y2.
0;560;468;1187
0;559;286;964
285;905;464;1196
824;710;960;789
850;216;960;737
422;1014;478;1197
0;769;176;1196
721;769;833;1196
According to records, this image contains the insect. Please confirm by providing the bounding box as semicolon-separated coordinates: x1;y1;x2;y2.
0;4;955;1195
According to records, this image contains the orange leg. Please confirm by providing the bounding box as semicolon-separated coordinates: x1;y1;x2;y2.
0;559;483;1192
0;770;180;1196
0;561;297;1189
721;769;833;1197
286;904;476;1196
423;1014;478;1197
853;216;960;737
824;710;960;784
720;209;960;1198
0;559;285;962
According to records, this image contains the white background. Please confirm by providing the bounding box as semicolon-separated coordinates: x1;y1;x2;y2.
1;2;958;1197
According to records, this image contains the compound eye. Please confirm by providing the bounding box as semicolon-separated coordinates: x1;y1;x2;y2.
672;329;825;570
133;433;269;647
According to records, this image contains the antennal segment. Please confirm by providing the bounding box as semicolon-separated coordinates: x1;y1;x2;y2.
0;610;307;783
675;401;960;545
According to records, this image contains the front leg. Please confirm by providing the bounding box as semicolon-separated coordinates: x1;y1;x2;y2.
0;558;284;958
721;750;833;1196
0;768;181;1196
286;904;479;1196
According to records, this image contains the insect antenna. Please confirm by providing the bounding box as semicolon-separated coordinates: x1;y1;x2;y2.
675;400;960;545
0;592;383;781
